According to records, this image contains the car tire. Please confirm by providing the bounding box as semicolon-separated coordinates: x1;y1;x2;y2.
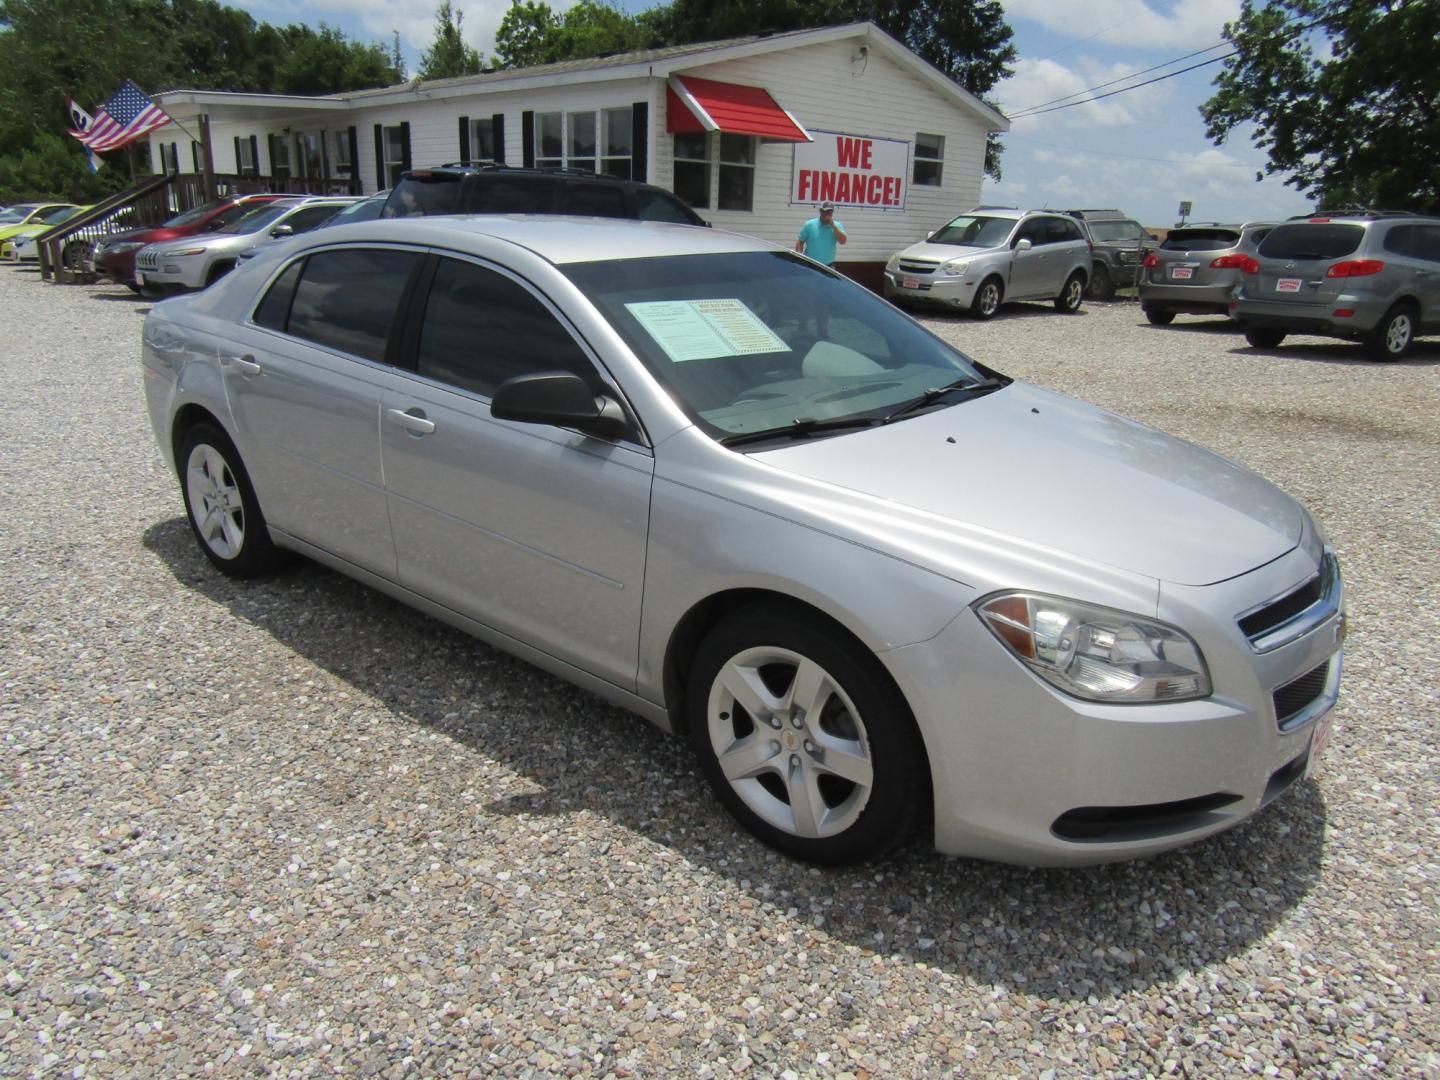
1244;328;1286;350
177;422;282;579
687;605;928;864
1364;303;1416;362
1055;272;1085;313
204;261;235;288
970;277;1004;320
1087;264;1116;301
1145;307;1176;326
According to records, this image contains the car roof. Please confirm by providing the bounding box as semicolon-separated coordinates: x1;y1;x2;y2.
315;215;773;265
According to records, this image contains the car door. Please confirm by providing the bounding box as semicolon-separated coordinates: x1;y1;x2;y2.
223;246;425;576
1397;224;1440;328
379;253;654;690
1008;218;1054;299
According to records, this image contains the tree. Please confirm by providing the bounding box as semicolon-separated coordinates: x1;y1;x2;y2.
273;23;399;95
419;0;482;80
493;1;559;69
1202;0;1440;213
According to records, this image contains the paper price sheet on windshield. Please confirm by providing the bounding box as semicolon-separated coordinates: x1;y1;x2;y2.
624;299;790;363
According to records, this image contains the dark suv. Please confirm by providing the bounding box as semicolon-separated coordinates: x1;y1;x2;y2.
383;165;708;226
1064;209;1153;300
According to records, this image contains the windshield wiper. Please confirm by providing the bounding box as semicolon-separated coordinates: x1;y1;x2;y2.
881;377;1006;423
719;415;879;448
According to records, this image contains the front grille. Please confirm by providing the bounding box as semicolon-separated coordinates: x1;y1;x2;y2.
1052;793;1241;842
1273;660;1330;730
1237;553;1337;650
136;250;161;269
896;259;938;275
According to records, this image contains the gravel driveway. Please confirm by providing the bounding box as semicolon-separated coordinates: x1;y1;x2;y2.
1;268;1436;1078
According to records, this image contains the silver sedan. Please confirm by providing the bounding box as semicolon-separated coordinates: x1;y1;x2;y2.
140;216;1344;865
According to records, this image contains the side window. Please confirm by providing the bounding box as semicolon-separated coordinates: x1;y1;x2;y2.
253;258;305;331
560;182;627;218
416;258;595;398
282;205;343;234
636;189;697;224
1046;218;1080;244
469;176;556;213
287;249;423;363
1383;225;1418;259
1015;219;1048;246
1418;225;1440;263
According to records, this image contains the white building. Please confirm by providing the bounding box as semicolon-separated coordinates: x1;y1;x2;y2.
148;22;1008;283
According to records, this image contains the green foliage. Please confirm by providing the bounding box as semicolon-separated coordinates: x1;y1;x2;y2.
273;22;399;95
0;133;129;201
494;0;646;70
419;1;483;81
493;1;560;69
1202;0;1440;213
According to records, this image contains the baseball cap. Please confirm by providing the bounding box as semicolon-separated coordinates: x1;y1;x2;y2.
819;201;835;212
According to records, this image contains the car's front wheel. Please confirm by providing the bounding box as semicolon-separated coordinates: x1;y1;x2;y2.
178;422;282;578
1087;263;1116;301
1055;272;1085;313
688;606;927;864
970;277;1004;320
1244;327;1286;349
1365;303;1416;361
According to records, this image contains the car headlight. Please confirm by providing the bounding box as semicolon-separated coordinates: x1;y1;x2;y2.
940;259;969;276
886;254;900;271
163;247;206;257
975;592;1210;703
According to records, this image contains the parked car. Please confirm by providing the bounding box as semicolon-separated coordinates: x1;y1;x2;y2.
95;194;287;291
136;197;359;290
383;164;708;226
1138;222;1277;324
142;216;1343;867
1229;211;1440;360
0;203;79;249
1062;209;1153;301
1;205;92;262
236;193;388;264
883;208;1092;318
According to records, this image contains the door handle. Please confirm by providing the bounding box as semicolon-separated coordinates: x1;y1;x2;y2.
221;353;261;376
386;407;436;436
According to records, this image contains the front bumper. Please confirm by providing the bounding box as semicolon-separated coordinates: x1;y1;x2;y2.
134;251;210;289
881;542;1343;866
95;249;140;284
882;269;975;307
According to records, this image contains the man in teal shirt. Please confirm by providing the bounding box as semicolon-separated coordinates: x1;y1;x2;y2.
795;201;847;266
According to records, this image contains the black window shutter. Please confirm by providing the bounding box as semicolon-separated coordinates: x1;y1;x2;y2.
233;136;241;173
458;116;471;164
345;127;358;189
374;124;384;189
267;134;277;178
249;135;259;176
191;141;201;171
522;111;534;168
400;122;412;173
492;113;505;164
631;102;648;182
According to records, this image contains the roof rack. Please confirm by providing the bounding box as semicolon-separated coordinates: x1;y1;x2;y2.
1287;208;1424;220
416;163;601;178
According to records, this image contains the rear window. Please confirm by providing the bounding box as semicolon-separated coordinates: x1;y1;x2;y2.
385;175;463;217
1161;229;1241;251
1258;224;1364;260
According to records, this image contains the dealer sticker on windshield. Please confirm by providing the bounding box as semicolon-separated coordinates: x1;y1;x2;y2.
625;299;790;363
1276;277;1303;292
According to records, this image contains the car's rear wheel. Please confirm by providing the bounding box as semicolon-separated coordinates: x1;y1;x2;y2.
1087;264;1116;301
1365;303;1416;361
1055;272;1085;313
178;423;281;578
1144;307;1176;325
970;277;1004;320
687;606;927;864
1244;327;1286;349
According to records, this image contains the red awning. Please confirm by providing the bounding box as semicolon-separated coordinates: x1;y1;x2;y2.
665;75;811;142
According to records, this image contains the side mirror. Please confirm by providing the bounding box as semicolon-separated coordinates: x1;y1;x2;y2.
1014;238;1033;252
269;224;294;238
490;371;627;438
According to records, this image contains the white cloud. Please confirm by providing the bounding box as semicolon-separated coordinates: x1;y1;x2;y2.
993;57;1180;132
1001;0;1241;51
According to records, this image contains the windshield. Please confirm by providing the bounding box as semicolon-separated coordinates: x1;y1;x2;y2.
563;251;994;444
161;199;232;228
217;202;298;234
1088;220;1144;242
927;215;1016;248
325;197;387;226
0;205;41;223
40;206;81;224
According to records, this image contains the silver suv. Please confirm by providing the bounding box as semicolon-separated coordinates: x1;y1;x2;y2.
883;208;1092;319
1139;221;1276;324
1229;211;1440;360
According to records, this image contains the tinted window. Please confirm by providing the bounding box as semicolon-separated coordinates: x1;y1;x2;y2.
1418;225;1440;263
385;176;460;217
560;182;627;218
281;205;345;233
1162;229;1242;251
326;198;387;226
253;259;305;331
416;258;594;397
1382;225;1422;259
1046;218;1082;243
467;176;558;213
636;190;698;224
1087;220;1145;242
1258;224;1364;260
1015;219;1050;245
287;249;422;362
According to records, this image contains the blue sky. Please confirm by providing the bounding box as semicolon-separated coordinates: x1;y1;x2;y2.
228;0;1313;228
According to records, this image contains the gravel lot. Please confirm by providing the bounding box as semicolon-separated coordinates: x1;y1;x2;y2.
1;265;1436;1079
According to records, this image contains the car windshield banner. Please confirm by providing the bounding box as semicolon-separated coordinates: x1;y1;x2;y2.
791;131;908;212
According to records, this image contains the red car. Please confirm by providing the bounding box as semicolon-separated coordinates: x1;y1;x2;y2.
94;194;286;291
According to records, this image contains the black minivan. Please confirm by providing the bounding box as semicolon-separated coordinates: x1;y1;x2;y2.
383;165;709;226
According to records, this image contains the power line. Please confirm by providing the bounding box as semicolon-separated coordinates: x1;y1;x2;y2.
1000;132;1259;169
1008;40;1230;115
1010;51;1238;119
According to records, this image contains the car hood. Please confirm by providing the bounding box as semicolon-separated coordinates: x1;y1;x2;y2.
153;232;260;253
896;240;1005;262
105;225;188;245
752;382;1301;587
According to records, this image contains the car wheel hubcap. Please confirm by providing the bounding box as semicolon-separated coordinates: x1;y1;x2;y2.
981;286;999;315
1387;315;1411;353
707;646;873;839
186;444;245;559
1067;280;1082;307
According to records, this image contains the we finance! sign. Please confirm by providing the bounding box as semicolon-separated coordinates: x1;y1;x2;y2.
791;131;908;212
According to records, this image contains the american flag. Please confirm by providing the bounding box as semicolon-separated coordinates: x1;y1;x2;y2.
73;80;171;152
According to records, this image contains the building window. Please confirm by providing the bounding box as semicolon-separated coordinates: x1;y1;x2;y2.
913;132;944;186
382;125;407;187
469;117;495;164
673;133;710;208
537;112;563;169
238;137;258;176
717;134;754;211
567;110;596;171
297;132;324;179
601;107;632;178
332;131;352;176
271;136;291;182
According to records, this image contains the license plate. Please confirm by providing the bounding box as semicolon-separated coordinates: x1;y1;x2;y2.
1308;713;1333;775
901;277;920;289
1276;277;1303;293
134;268;145;286
1170;266;1194;280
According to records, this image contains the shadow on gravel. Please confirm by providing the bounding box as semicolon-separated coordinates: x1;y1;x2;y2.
143;515;1327;999
1231;339;1440;366
916;302;1093;325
